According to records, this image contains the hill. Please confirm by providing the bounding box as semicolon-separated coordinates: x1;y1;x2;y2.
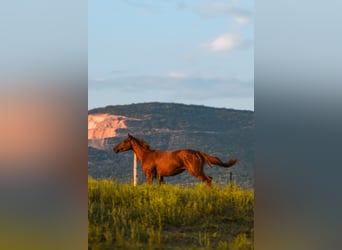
88;102;254;187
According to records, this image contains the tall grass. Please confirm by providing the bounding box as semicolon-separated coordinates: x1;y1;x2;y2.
88;177;254;249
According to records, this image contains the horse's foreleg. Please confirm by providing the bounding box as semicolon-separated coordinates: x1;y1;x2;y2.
157;175;165;185
146;174;153;185
146;169;156;185
144;167;155;185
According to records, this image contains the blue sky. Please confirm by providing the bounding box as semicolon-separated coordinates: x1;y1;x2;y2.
89;0;254;110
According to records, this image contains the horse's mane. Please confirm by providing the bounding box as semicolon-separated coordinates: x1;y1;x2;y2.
132;136;151;150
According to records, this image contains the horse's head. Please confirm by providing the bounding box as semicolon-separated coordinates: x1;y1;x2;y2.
113;134;134;153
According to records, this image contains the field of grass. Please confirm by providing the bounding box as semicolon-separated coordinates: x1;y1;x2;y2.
88;177;254;250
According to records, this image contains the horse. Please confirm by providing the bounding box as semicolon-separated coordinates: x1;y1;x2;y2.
112;134;238;186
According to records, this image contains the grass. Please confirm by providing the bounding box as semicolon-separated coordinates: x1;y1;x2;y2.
88;177;254;250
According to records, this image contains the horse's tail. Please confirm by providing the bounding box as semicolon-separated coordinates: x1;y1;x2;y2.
199;152;238;168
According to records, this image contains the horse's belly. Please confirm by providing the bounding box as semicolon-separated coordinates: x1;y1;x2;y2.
157;166;185;176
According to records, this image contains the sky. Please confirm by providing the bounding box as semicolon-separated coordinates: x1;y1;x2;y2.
88;0;254;111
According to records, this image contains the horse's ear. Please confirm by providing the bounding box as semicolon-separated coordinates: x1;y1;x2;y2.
128;133;132;138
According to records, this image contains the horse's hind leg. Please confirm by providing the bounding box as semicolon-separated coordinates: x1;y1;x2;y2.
207;175;213;184
189;172;212;186
200;174;212;186
186;158;212;186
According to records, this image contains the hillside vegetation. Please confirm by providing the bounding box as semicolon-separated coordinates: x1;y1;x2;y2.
88;177;254;250
88;103;254;187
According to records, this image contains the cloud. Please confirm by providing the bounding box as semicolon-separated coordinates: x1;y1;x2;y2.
195;0;253;19
167;71;189;79
89;75;253;97
121;0;188;12
88;74;254;110
196;1;231;16
201;33;242;52
233;15;252;26
182;54;192;60
194;1;253;51
120;0;160;13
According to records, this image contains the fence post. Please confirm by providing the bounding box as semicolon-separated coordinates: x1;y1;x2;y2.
229;172;233;183
133;153;137;186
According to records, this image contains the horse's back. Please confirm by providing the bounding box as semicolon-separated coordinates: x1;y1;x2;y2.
174;149;203;159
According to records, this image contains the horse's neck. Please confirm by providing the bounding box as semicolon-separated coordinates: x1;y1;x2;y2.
131;142;150;163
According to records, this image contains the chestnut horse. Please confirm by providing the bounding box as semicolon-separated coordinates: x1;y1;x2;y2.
113;134;238;186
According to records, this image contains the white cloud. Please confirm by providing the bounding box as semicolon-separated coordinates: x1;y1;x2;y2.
196;1;230;16
167;71;189;79
88;74;254;110
181;53;195;61
201;33;242;52
194;0;253;21
234;15;251;25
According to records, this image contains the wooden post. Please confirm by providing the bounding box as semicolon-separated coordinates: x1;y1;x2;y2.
133;153;137;186
229;172;233;183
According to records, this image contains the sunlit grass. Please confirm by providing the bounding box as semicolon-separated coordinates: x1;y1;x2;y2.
88;177;254;249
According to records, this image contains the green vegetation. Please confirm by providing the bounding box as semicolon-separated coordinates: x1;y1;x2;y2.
88;177;254;250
